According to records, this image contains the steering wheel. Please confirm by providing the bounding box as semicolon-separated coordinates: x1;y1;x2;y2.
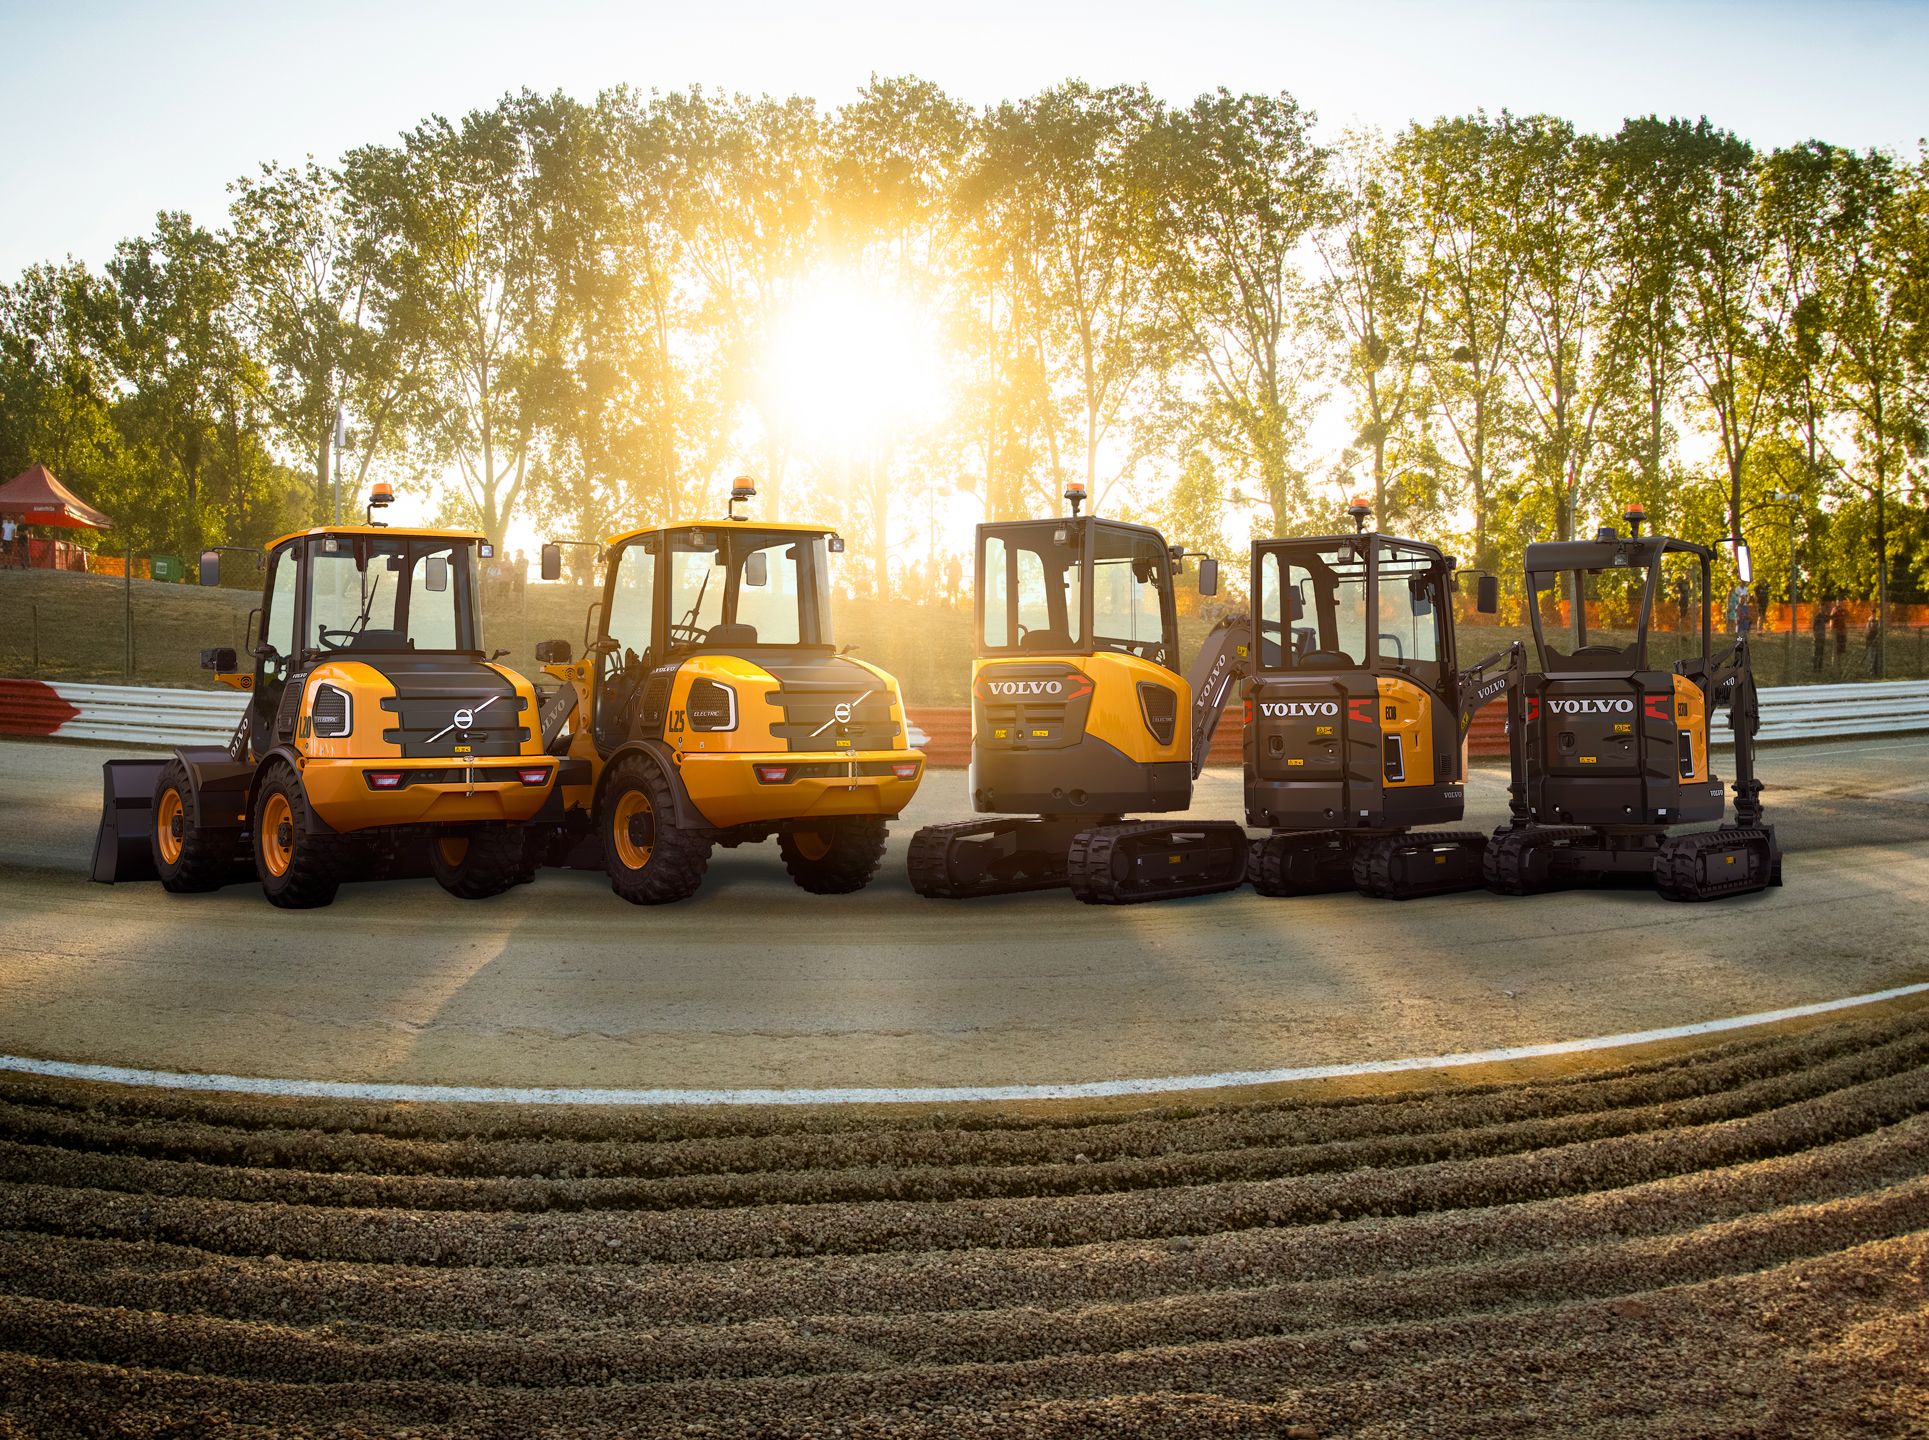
317;626;361;649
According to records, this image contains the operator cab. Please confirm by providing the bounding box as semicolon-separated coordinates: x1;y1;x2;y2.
977;517;1195;671
1525;530;1712;679
227;528;491;761
1254;532;1457;688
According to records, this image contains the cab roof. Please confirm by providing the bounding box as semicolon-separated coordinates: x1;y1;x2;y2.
603;518;837;547
265;525;487;551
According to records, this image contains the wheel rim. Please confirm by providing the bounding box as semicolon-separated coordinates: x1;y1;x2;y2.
437;835;470;868
611;789;655;871
791;827;833;861
156;787;185;866
260;792;294;877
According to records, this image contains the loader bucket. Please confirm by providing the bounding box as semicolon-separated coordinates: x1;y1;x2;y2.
92;758;167;884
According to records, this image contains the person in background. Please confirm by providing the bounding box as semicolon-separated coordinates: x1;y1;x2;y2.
1810;599;1829;672
945;554;963;606
1832;600;1850;673
0;515;15;569
1865;609;1882;676
1737;590;1756;636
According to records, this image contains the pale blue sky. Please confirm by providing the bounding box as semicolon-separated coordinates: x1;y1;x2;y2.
2;0;1924;276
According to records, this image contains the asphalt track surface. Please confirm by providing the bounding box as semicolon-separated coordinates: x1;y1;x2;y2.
0;735;1924;1095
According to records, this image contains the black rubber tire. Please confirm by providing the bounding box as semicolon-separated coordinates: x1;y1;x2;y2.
151;758;230;893
1484;828;1551;896
780;816;889;894
429;826;527;900
600;754;711;905
252;764;342;909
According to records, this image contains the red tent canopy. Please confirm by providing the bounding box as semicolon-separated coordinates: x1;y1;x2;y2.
0;464;112;530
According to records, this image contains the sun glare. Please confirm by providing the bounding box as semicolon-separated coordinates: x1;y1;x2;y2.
764;274;949;454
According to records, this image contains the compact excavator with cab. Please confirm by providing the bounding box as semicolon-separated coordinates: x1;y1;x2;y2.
907;482;1251;904
92;483;561;907
1482;507;1780;901
1245;502;1505;899
526;479;924;903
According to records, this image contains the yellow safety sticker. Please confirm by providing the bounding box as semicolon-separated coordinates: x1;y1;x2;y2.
993;728;1008;739
1579;756;1596;764
1287;758;1304;767
1031;728;1049;738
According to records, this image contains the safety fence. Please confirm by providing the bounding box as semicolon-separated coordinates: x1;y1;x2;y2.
4;678;1925;763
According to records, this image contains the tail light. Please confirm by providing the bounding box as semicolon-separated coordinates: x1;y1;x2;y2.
519;768;550;786
892;761;920;779
755;764;791;784
367;771;403;789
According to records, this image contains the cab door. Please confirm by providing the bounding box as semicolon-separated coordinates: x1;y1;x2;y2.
248;541;302;758
593;536;659;753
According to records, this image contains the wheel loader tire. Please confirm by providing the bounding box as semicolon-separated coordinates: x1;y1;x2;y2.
253;763;342;909
780;816;889;894
151;758;229;893
601;754;710;904
429;826;526;900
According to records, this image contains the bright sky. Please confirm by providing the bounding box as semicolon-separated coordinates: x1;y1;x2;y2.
3;0;1925;277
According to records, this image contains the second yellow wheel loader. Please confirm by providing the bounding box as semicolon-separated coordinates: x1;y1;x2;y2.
908;483;1251;904
527;480;925;904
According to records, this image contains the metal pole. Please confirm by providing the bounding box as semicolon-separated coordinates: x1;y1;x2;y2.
331;403;346;525
1786;506;1796;686
30;604;37;674
124;546;133;682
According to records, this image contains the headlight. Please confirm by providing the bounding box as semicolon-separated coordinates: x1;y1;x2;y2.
687;679;736;732
310;682;353;738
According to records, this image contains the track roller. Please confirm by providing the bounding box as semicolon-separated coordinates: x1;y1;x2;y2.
1249;831;1356;897
1066;820;1249;905
1654;826;1779;902
1352;830;1489;900
906;817;1086;899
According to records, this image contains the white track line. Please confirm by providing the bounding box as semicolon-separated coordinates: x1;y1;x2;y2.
1;982;1924;1107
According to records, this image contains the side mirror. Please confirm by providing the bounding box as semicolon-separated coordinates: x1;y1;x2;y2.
827;535;846;554
423;555;449;592
535;638;573;665
540;543;562;581
1530;572;1556;593
743;551;769;588
200;646;237;672
1196;557;1219;597
1286;589;1305;622
1477;575;1500;614
1733;540;1753;585
199;551;221;587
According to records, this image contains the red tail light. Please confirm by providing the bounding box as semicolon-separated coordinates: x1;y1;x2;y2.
892;762;920;779
519;768;550;786
368;771;403;789
755;765;791;784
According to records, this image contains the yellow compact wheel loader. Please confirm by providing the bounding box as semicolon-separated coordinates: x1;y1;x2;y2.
92;485;562;908
525;480;925;904
908;483;1250;904
1244;503;1506;900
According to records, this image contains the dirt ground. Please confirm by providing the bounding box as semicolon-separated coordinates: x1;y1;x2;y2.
1;1000;1925;1437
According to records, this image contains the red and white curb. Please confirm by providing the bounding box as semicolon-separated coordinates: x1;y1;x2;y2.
0;981;1922;1108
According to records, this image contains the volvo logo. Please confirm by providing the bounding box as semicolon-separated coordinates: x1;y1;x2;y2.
426;694;500;744
833;701;853;724
1260;701;1340;718
1547;698;1634;715
986;680;1062;697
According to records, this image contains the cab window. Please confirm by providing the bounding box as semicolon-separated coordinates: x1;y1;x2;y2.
261;546;296;659
1258;544;1369;670
1091;528;1170;666
980;527;1082;652
606;538;657;664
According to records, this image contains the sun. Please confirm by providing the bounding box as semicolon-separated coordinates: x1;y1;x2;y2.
763;272;949;454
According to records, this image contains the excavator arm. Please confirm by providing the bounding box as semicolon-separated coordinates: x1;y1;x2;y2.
1185;613;1254;779
1458;642;1531;828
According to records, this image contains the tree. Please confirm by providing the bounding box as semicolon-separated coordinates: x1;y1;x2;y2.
1504;118;1631;541
1319;129;1441;529
1404;114;1533;572
345;97;558;545
1145;88;1331;536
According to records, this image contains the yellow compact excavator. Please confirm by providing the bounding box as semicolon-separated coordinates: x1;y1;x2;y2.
908;482;1250;904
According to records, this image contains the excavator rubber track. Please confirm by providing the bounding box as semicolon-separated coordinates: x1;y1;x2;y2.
1066;821;1249;906
1654;826;1780;902
1249;831;1357;897
906;818;1081;899
1482;825;1601;896
1351;830;1490;900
